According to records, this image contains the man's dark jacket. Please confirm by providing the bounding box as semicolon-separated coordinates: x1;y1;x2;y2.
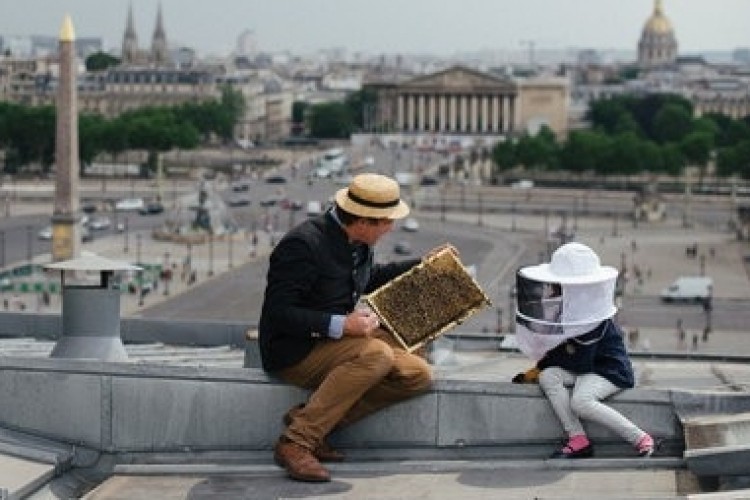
259;212;418;372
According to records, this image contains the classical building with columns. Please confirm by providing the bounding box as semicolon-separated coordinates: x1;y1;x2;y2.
363;65;569;140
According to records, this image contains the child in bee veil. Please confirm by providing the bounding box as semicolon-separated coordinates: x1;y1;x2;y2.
512;242;655;458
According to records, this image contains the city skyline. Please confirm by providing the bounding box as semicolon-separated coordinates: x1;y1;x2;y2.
1;0;749;58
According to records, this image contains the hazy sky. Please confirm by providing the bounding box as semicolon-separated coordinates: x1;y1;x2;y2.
2;0;749;57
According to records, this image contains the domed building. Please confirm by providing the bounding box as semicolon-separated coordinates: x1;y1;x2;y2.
637;0;678;68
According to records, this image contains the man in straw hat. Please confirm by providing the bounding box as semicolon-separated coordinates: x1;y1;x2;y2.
260;172;454;482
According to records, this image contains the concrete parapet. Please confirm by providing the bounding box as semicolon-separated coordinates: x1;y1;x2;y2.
683;412;750;450
682;412;750;478
0;357;686;459
0;313;250;348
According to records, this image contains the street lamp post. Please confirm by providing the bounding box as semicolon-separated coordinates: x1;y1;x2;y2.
612;213;619;237
228;235;233;269
477;192;483;227
440;187;446;222
186;242;193;279
0;230;5;268
123;217;129;253
163;251;170;296
26;225;32;264
208;234;214;277
136;234;141;265
136;234;143;307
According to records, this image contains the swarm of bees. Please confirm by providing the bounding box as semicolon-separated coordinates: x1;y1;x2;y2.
365;248;491;352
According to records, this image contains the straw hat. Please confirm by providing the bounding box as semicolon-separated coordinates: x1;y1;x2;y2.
334;173;409;219
521;242;618;285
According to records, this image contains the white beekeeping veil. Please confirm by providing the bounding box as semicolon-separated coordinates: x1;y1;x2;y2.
515;242;618;361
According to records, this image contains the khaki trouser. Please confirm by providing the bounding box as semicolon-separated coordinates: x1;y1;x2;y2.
278;329;433;451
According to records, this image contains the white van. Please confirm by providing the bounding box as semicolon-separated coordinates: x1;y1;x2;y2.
660;276;713;303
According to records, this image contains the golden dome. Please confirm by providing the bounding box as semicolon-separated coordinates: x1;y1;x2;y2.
642;0;673;35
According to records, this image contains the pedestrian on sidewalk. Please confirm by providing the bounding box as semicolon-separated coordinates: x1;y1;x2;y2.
677;318;686;348
259;173;448;483
512;242;656;459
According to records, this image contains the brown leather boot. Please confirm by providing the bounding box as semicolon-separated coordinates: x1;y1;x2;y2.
283;404;346;462
273;436;331;482
314;440;346;462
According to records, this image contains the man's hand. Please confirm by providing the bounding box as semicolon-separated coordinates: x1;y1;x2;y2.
423;243;458;262
343;309;381;337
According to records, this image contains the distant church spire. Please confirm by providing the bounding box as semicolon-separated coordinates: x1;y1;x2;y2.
122;3;138;64
151;3;168;65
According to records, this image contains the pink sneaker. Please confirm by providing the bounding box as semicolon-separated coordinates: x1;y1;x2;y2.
635;434;654;457
551;434;594;459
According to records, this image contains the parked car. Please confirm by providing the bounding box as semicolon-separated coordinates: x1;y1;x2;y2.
231;182;251;192
314;167;331;179
264;175;287;184
260;196;280;207
139;201;164;215
89;216;111;230
393;241;412;255
115;198;145;211
402;217;419;232
81;202;98;214
227;197;250;207
37;226;53;240
306;200;323;217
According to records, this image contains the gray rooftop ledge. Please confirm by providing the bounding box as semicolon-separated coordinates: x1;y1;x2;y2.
0;356;684;457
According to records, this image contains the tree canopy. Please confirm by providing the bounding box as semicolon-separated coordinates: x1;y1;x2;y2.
492;93;750;180
85;52;121;72
0;86;244;175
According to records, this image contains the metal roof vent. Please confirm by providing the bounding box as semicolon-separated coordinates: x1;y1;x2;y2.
45;252;141;361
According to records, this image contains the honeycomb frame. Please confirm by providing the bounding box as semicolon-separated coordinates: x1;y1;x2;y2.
365;248;491;352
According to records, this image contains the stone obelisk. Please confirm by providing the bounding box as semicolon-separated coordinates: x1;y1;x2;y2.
52;14;81;262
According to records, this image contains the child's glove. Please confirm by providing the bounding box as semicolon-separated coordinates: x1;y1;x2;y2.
512;366;540;384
